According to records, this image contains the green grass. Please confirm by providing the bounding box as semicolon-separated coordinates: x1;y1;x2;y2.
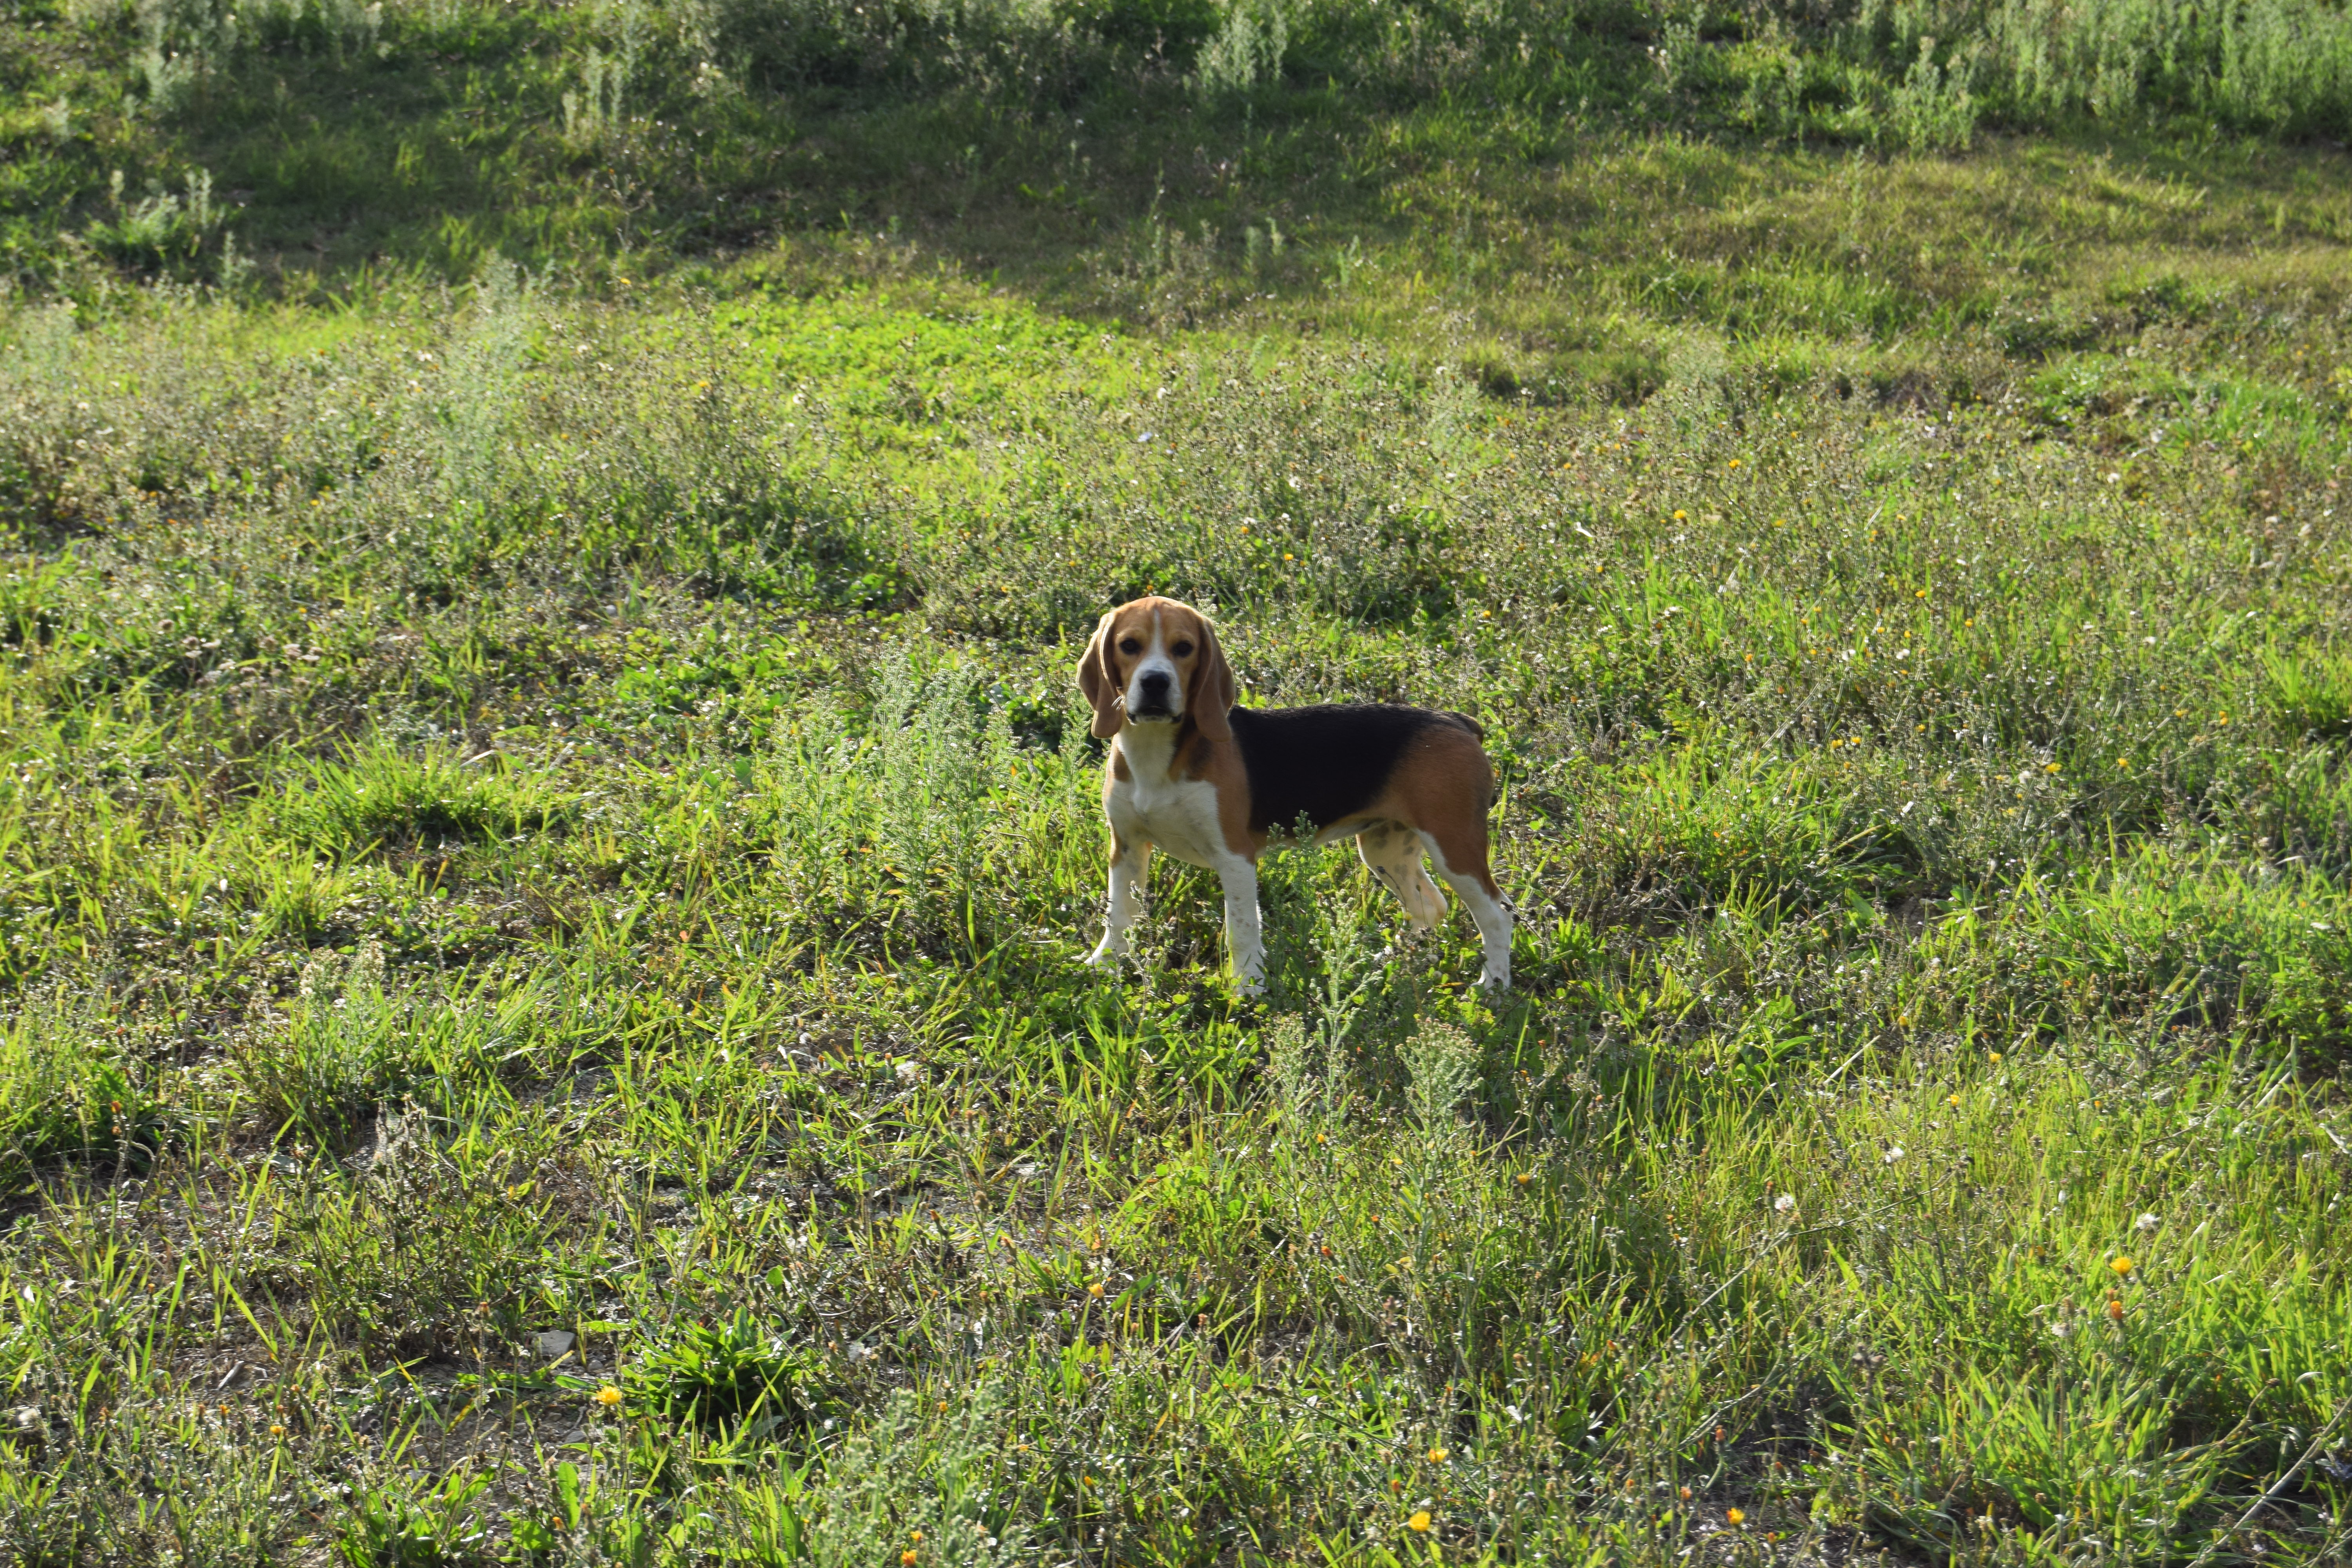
0;242;2344;1559
2;2;2352;1561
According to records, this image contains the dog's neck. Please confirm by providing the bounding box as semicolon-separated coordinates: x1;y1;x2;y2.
1115;719;1193;784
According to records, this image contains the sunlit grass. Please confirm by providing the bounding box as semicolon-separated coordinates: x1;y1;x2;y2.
0;63;2349;1563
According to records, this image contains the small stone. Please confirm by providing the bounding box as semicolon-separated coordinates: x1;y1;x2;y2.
535;1330;577;1358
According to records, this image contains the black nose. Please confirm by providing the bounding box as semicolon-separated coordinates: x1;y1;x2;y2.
1139;671;1172;699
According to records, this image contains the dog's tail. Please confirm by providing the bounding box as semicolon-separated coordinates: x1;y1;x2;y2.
1445;710;1486;740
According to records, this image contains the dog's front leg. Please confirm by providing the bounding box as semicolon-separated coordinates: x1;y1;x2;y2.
1216;855;1265;993
1088;834;1151;966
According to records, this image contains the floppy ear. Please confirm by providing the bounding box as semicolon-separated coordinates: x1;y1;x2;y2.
1076;613;1126;740
1187;616;1236;743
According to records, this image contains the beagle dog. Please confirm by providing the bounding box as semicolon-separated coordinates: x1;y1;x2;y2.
1077;595;1512;991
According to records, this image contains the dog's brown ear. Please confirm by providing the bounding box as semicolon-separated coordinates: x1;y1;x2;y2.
1077;613;1125;739
1187;614;1236;743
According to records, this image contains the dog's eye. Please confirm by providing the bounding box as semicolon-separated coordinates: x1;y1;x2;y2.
1118;639;1143;655
1171;641;1194;658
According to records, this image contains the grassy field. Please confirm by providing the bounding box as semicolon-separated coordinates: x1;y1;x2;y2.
5;0;2352;1564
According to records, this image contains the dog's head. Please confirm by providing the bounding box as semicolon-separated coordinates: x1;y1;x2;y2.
1077;596;1234;742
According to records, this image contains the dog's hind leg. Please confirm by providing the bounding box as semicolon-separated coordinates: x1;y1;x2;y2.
1357;820;1447;931
1417;827;1513;990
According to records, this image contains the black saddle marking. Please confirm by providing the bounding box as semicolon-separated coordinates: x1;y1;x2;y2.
1225;704;1475;837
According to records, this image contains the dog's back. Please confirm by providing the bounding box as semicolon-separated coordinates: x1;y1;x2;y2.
1228;704;1488;837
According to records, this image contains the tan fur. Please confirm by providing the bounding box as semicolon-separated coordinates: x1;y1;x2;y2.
1076;609;1127;739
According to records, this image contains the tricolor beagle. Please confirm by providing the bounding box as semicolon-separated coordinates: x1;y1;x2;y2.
1077;596;1512;991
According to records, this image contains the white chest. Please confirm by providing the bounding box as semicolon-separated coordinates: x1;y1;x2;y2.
1108;739;1232;869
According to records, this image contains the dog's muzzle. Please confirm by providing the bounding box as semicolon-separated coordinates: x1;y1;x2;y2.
1130;670;1178;721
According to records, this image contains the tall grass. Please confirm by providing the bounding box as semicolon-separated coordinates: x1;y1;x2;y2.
7;0;2352;295
1971;0;2352;133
